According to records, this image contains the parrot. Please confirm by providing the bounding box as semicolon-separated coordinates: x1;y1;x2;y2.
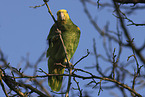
46;9;81;91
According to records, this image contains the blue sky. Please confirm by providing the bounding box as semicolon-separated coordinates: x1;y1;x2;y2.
0;0;145;97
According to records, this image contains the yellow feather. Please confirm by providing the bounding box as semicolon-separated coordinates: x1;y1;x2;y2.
57;9;70;23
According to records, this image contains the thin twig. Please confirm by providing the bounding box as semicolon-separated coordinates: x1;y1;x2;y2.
65;68;72;97
73;49;90;67
2;74;26;96
45;2;57;23
73;77;82;97
0;69;9;97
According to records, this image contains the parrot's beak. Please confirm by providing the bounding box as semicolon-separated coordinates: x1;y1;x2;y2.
59;12;65;21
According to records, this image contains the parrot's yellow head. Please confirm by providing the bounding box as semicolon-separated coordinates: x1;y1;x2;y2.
57;9;70;23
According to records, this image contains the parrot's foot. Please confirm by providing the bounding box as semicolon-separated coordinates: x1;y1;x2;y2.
54;28;61;39
54;63;66;68
56;28;61;34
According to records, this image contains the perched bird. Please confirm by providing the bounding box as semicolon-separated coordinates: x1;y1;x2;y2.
46;9;81;91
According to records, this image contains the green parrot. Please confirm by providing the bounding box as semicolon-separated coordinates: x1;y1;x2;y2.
46;9;81;91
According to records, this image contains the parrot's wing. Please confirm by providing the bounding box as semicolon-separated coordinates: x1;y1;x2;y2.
47;24;66;92
46;24;58;57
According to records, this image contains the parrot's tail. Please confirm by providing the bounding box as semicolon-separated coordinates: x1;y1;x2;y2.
48;58;65;92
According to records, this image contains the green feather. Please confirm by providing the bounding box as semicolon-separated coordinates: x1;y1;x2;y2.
47;9;80;91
